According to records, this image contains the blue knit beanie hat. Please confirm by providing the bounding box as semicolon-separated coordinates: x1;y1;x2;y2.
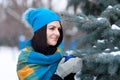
22;8;61;32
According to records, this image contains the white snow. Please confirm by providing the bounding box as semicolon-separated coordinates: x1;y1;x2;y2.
0;46;20;80
0;0;2;4
109;51;120;56
107;5;113;9
102;51;120;56
105;48;110;51
111;24;120;30
97;40;105;43
66;50;75;55
97;17;104;21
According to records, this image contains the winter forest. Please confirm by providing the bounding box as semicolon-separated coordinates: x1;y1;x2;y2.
0;0;120;80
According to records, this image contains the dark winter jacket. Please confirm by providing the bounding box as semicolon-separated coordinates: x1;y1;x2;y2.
51;73;75;80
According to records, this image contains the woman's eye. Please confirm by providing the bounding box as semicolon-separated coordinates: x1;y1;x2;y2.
50;27;55;30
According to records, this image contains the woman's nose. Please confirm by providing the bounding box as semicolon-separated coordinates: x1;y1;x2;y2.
55;29;60;36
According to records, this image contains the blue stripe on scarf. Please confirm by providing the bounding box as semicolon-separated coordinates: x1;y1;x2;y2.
27;52;62;65
35;62;58;80
27;51;62;80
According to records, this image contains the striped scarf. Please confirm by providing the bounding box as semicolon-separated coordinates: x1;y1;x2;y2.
17;46;62;80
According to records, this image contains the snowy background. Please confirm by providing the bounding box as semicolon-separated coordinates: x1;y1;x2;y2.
0;46;20;80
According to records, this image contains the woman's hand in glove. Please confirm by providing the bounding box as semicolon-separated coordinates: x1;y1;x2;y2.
55;57;82;79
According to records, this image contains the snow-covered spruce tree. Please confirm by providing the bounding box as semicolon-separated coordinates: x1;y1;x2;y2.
62;4;120;80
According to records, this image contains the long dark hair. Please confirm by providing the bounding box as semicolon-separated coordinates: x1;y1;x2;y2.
31;24;63;55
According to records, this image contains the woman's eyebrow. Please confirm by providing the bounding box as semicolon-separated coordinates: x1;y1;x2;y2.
48;25;61;28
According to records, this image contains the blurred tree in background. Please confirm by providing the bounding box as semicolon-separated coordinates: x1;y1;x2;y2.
63;0;120;80
0;0;56;47
0;0;36;46
0;0;77;51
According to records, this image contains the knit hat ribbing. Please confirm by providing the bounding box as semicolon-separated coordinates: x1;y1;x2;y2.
22;8;61;32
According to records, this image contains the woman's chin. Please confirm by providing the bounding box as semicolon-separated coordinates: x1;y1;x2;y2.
49;43;57;46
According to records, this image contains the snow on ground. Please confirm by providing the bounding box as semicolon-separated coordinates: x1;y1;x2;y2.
0;46;20;80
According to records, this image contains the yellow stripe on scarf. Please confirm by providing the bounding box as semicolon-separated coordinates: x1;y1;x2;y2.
23;48;28;51
57;48;60;52
18;66;34;80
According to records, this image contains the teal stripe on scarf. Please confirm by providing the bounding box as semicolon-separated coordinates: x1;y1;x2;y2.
28;51;62;64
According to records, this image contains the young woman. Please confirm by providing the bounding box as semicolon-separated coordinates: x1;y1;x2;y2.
17;8;82;80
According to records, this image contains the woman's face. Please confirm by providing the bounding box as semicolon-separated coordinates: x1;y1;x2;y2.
47;21;61;46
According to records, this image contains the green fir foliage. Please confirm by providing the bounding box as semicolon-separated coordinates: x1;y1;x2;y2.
62;3;120;80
